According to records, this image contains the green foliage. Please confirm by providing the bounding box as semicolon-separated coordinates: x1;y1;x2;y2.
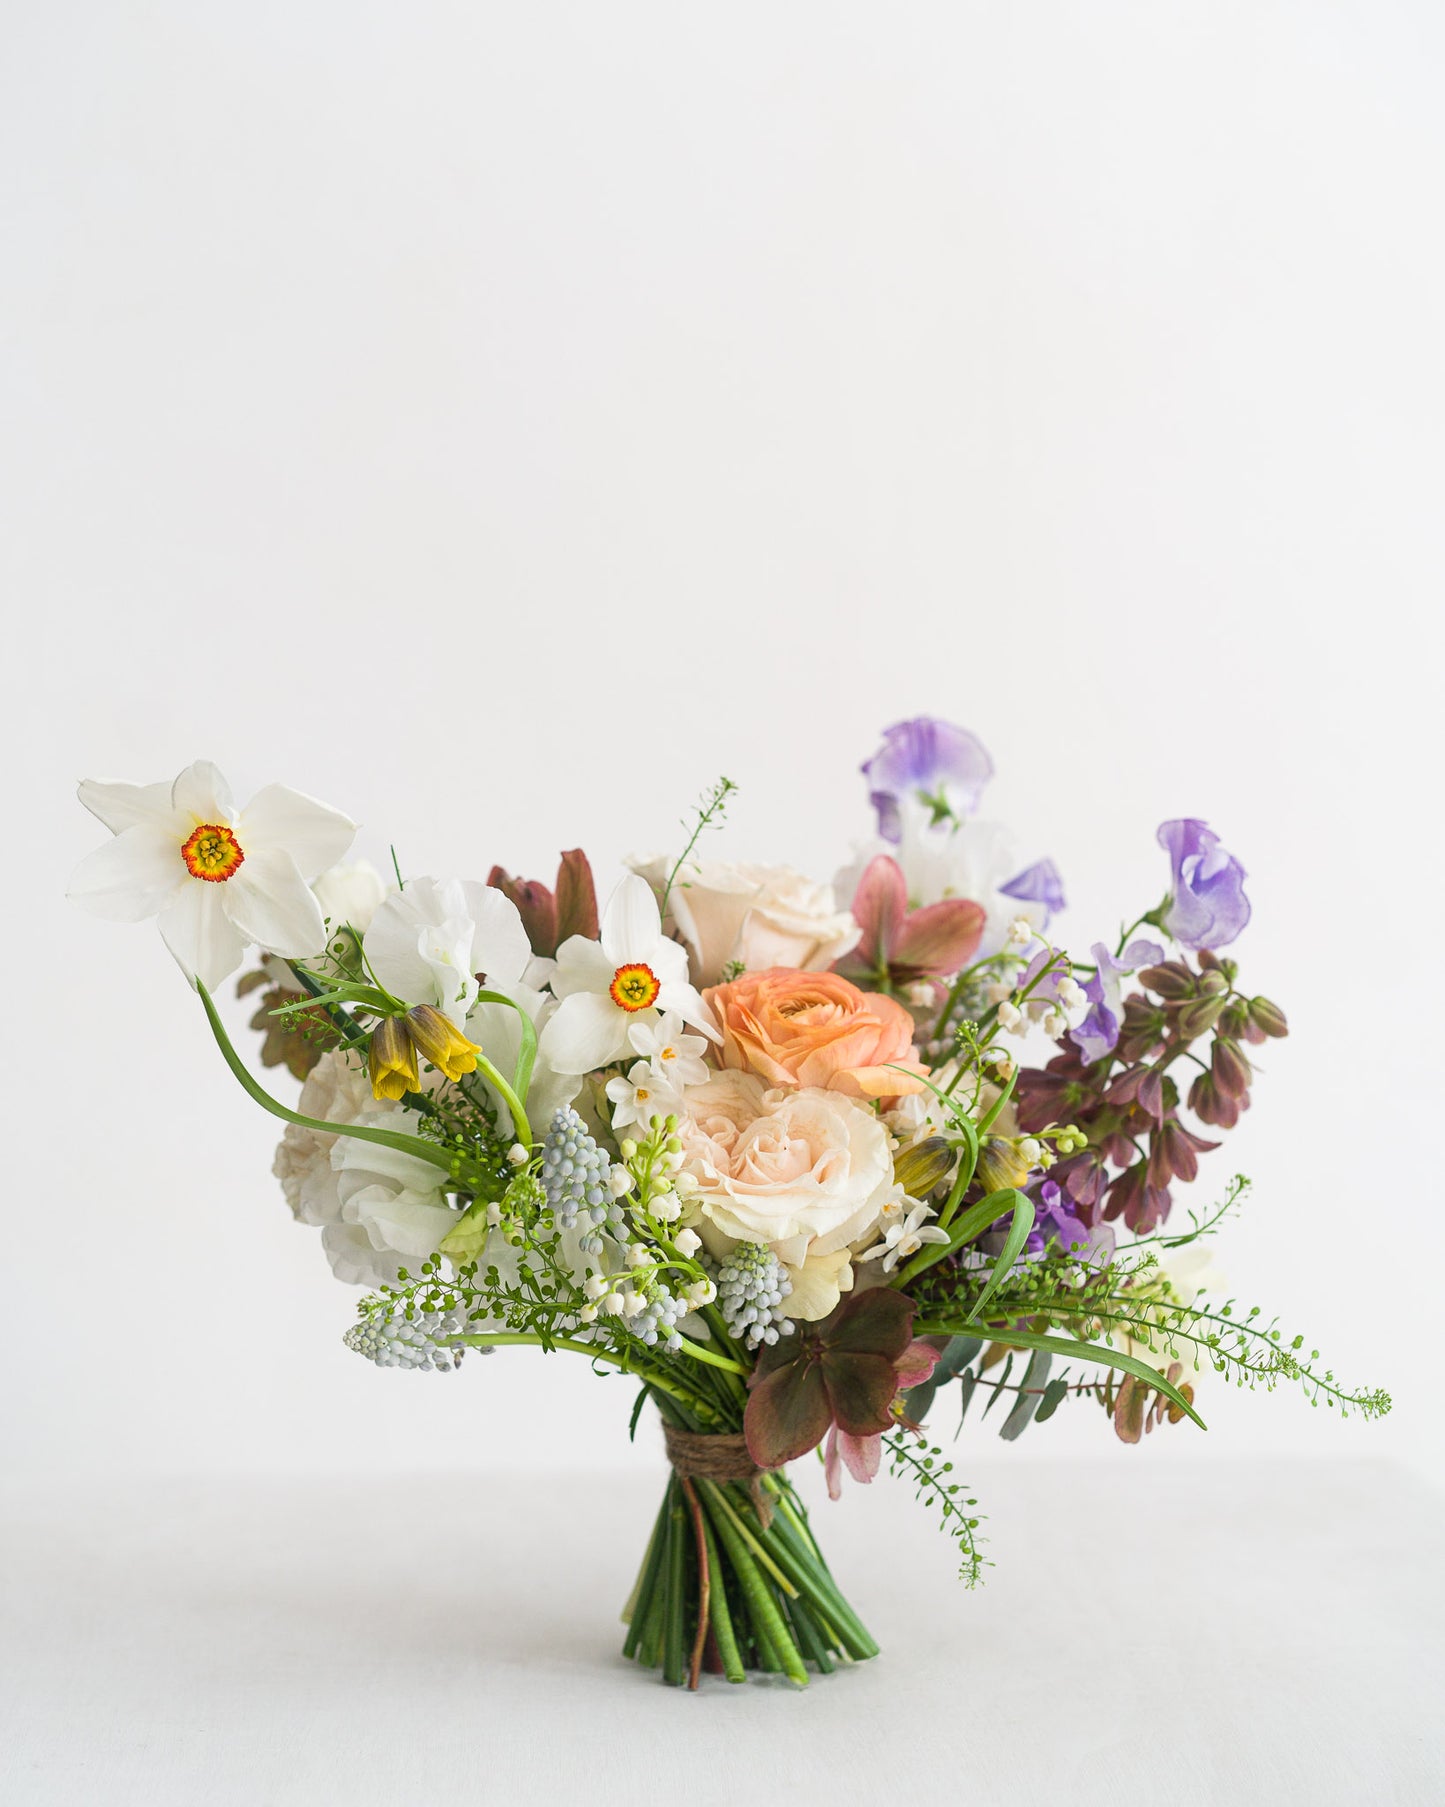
882;1432;988;1587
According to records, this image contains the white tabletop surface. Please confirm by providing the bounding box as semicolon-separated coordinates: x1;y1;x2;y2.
2;1457;1441;1807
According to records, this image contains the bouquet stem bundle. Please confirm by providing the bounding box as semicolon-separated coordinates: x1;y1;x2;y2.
624;1414;875;1687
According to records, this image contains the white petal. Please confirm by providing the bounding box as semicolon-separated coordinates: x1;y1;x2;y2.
656;978;721;1042
458;881;532;989
538;990;631;1074
220;847;328;958
335;1136;447;1194
600;873;665;964
347;1185;454;1258
158;883;248;989
549;935;615;1000
238;783;356;877
67;823;187;921
171;760;237;823
76;779;185;835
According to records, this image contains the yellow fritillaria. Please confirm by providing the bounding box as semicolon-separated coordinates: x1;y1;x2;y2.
368;1016;420;1101
404;1004;482;1083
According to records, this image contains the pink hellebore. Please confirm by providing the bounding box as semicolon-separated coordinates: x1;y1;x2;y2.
835;855;986;990
823;1338;941;1500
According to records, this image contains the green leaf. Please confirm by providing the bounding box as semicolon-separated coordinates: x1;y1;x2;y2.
975;1326;1206;1429
473;988;539;1106
1034;1376;1071;1423
197;983;455;1175
936;1333;984;1380
964;1189;1036;1326
980;1352;1014;1417
998;1351;1052;1441
956;1370;980;1424
627;1385;649;1444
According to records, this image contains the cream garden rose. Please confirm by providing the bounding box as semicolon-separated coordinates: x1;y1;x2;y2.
627;855;861;988
674;1070;898;1320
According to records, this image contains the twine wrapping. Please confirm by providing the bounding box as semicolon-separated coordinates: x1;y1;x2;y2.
662;1424;776;1528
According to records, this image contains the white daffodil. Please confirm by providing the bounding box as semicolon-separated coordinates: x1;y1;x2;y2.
605;1059;681;1133
627;1010;712;1089
541;875;718;1075
856;1198;952;1274
364;876;532;1026
69;760;355;991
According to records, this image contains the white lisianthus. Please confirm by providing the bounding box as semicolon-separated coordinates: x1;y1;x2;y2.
69;760;355;990
673;1071;896;1320
364;876;532;1025
542;875;718;1075
312;859;389;935
628;854;861;988
273;1049;456;1288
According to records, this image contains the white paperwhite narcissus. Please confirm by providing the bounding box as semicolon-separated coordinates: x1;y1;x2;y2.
68;760;355;991
542;875;718;1075
605;1060;680;1133
627;1010;712;1089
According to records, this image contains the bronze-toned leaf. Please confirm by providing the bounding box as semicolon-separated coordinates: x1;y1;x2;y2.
743;1358;832;1468
819;1287;915;1361
820;1350;905;1438
555;848;600;945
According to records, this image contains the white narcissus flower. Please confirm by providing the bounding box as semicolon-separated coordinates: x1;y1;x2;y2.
69;760;355;991
627;1010;712;1089
605;1060;680;1133
364;876;532;1025
542;875;718;1075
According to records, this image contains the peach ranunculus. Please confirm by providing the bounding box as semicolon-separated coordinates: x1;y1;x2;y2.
675;1070;898;1319
702;967;927;1100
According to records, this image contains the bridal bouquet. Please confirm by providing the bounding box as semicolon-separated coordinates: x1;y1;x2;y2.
71;719;1387;1689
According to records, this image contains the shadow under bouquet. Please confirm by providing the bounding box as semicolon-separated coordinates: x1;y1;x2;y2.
70;717;1389;1689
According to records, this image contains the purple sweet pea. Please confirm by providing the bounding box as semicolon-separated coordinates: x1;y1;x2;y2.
862;717;993;843
986;1180;1115;1268
999;857;1066;924
1071;937;1165;1065
1157;819;1251;949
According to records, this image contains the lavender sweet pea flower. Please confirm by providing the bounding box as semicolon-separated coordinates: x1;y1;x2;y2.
1071;937;1165;1066
1157;819;1251;949
999;857;1066;925
1032;1180;1115;1266
862;718;993;843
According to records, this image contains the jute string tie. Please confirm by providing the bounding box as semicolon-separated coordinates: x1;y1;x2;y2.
662;1424;775;1528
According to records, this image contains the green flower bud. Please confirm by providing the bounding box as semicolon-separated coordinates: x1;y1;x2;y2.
892;1136;955;1197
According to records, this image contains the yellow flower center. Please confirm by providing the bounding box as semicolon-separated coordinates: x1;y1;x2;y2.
660;1044;677;1062
181;822;245;882
610;962;661;1011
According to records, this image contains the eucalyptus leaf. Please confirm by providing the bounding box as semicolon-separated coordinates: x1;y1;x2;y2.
1034;1376;1071;1423
998;1351;1052;1441
972;1326;1206;1429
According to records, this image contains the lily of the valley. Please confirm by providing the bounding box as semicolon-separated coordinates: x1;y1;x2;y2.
855;1198;952;1273
543;875;718;1074
69;760;355;990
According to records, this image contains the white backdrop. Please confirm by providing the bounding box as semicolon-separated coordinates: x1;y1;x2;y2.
3;2;1442;1500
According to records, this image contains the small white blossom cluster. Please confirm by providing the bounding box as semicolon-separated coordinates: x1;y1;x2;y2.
990;919;1087;1042
714;1242;795;1349
579;1264;692;1351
